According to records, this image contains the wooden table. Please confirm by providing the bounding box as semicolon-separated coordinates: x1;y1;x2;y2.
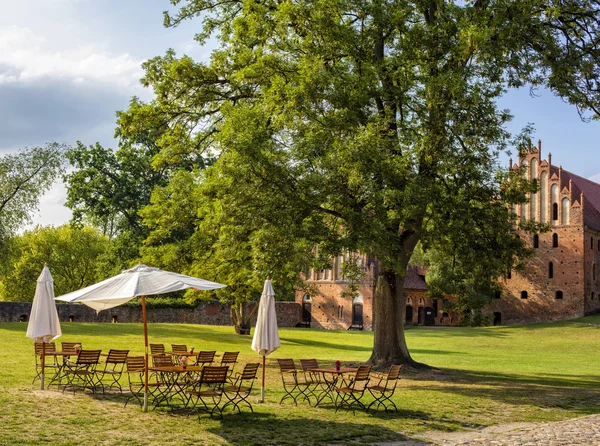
306;367;358;406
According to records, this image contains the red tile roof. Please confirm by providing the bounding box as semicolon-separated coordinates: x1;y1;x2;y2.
404;266;428;290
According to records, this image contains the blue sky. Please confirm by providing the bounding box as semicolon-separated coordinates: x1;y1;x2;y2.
2;0;599;228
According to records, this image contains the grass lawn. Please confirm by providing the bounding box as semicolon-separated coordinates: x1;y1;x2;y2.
2;315;600;445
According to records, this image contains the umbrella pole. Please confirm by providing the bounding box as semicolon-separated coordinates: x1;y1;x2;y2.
41;341;46;390
259;355;265;403
142;295;149;412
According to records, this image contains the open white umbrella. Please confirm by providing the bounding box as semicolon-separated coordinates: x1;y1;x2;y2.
251;279;280;402
26;265;62;390
55;264;226;411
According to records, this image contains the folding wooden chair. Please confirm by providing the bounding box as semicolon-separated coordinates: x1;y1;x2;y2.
61;342;83;354
62;349;102;394
220;352;240;380
222;363;260;414
366;365;402;412
96;349;130;393
195;351;216;367
335;365;372;413
150;344;165;355
152;352;174;367
123;356;165;408
299;358;327;405
171;344;188;354
33;342;58;384
186;366;229;419
277;359;312;405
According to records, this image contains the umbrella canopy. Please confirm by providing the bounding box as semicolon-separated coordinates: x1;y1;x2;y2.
55;264;226;309
55;264;226;411
26;265;62;343
252;279;280;403
252;279;280;356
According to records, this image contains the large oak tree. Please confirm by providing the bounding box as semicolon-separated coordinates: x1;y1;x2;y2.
117;0;600;366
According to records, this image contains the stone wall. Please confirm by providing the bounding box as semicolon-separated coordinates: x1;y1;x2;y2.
0;300;302;327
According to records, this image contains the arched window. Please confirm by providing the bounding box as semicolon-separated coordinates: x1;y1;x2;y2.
407;297;412;304
561;197;570;225
551;184;559;220
507;269;512;279
521;291;528;299
552;233;559;248
555;291;563;300
552;203;559;221
540;171;548;223
548;262;553;279
533;234;539;248
594;263;596;282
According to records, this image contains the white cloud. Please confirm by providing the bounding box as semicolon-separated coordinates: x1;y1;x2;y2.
0;25;144;89
24;179;73;230
590;173;600;184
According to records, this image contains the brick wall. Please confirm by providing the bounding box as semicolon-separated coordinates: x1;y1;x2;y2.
0;300;301;327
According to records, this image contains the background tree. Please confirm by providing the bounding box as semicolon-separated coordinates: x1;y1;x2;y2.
0;225;109;302
0;143;65;241
116;0;600;366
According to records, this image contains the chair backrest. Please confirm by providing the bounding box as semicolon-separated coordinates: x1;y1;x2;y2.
150;343;165;354
239;363;260;380
300;359;319;371
171;344;188;353
221;351;239;365
197;351;216;363
387;365;402;381
62;342;82;353
354;365;372;382
277;359;296;373
34;342;56;354
76;349;102;365
126;356;146;372
153;354;174;367
106;349;129;364
200;366;229;384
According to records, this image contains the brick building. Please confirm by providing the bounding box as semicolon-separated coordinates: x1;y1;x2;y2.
297;142;600;329
296;256;458;329
487;142;600;324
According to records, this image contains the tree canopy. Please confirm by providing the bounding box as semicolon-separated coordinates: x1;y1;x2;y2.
111;0;600;364
0;143;65;240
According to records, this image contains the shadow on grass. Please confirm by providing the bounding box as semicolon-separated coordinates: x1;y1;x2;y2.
211;412;427;446
410;367;600;415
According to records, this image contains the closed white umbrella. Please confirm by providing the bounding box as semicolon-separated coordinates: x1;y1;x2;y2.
55;264;226;411
251;279;280;402
26;265;62;390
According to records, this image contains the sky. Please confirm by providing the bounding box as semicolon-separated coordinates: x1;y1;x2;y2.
2;0;599;229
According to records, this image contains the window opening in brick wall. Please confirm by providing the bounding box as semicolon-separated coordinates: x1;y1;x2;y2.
548;262;553;279
594;264;596;282
552;233;559;247
592;237;595;249
19;314;27;322
552;203;559;220
533;234;539;248
111;315;118;323
598;240;600;251
521;291;528;299
592;292;595;301
555;290;563;300
507;269;512;279
494;290;501;299
68;315;75;322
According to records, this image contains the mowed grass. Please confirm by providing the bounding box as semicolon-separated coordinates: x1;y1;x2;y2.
2;315;600;445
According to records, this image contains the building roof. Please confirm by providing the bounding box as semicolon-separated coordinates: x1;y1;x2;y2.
404;266;428;290
555;167;600;231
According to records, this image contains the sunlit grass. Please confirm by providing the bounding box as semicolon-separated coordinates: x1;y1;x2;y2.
1;315;600;445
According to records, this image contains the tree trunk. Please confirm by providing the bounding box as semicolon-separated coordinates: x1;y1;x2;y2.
230;301;259;335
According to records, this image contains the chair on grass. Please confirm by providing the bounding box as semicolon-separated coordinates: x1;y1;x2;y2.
299;358;327;405
152;353;174;367
277;359;312;405
96;349;129;393
220;352;239;380
33;342;58;384
222;363;260;414
366;365;402;413
61;342;82;354
123;356;165;408
62;349;102;394
195;351;216;367
186;366;229;419
171;344;188;354
334;365;372;413
150;343;165;355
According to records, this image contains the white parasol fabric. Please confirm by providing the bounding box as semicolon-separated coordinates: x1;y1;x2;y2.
26;266;62;343
26;265;62;390
54;264;226;411
251;279;280;402
55;264;226;310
